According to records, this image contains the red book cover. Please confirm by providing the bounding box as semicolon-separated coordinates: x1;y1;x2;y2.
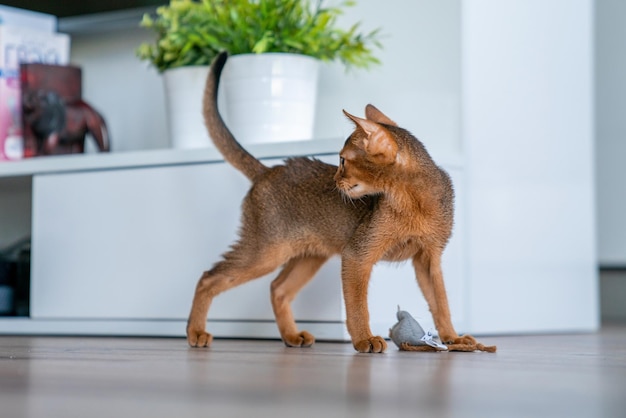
20;63;109;157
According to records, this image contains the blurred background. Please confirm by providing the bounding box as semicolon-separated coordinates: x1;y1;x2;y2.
0;0;623;329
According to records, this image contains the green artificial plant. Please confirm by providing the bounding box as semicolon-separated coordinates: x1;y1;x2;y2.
137;0;382;73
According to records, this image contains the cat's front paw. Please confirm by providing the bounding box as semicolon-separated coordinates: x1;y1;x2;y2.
354;336;387;353
283;331;315;348
187;329;213;348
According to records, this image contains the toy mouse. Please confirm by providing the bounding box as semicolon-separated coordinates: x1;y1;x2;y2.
389;307;497;352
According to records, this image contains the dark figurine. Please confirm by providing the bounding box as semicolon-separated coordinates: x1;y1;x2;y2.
20;63;110;157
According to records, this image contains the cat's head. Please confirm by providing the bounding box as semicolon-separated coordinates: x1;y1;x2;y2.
334;104;415;199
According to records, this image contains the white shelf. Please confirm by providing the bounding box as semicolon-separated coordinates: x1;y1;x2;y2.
0;139;336;179
0;139;464;179
0;139;465;336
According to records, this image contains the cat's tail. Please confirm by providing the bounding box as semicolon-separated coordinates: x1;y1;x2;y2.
203;51;267;181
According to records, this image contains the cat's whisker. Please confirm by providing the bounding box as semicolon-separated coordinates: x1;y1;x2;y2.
334;184;354;206
342;189;358;207
342;192;353;207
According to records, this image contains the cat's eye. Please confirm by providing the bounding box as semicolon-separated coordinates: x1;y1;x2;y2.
340;157;345;167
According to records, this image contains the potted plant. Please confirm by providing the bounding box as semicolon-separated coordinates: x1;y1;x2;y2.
137;0;382;148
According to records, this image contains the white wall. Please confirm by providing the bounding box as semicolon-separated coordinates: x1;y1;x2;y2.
596;0;626;267
70;27;169;152
462;0;598;332
316;0;461;158
69;1;461;158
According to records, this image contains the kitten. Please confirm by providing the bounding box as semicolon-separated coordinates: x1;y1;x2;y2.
187;52;476;353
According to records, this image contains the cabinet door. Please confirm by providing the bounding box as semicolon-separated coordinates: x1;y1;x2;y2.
31;159;343;322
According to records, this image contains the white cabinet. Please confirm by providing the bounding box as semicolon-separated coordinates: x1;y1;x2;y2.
31;162;252;320
27;153;466;340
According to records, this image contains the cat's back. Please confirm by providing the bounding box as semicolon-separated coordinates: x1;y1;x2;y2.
265;157;363;213
254;156;336;195
243;157;372;243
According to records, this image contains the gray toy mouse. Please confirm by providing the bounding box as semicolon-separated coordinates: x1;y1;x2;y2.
389;306;497;352
389;307;448;351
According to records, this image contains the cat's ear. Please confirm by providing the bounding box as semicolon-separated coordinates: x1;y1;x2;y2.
343;110;398;164
365;104;397;126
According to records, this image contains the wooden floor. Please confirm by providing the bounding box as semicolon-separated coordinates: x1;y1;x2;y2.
1;328;625;418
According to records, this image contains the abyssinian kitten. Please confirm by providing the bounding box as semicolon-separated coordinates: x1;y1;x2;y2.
187;52;476;353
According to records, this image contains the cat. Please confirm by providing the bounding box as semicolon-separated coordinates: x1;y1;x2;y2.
187;51;477;353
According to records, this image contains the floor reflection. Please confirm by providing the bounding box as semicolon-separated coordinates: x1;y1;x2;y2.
345;350;455;415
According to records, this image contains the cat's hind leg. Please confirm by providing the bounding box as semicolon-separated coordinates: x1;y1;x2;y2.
413;251;496;351
187;245;287;347
412;250;474;345
270;256;328;347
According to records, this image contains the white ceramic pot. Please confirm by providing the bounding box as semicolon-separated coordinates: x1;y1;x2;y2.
163;65;211;149
222;53;319;144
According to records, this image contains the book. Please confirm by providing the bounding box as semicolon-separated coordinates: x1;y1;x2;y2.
0;26;70;161
20;63;109;157
0;5;56;33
